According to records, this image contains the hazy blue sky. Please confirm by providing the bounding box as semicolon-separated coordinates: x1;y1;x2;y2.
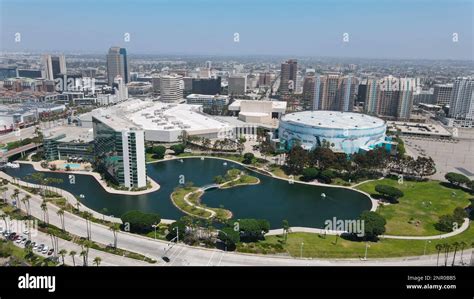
1;0;473;59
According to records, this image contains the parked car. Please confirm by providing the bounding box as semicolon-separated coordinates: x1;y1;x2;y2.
8;233;16;240
32;243;39;250
41;246;49;254
37;244;44;252
15;237;22;244
47;248;54;256
20;237;27;244
25;240;31;247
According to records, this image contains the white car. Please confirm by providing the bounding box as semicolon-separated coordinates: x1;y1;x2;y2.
20;237;27;244
41;246;49;254
33;243;39;250
15;237;22;244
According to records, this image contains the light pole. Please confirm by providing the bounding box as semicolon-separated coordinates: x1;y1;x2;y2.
423;240;431;255
362;242;370;261
174;226;179;243
151;224;158;240
300;242;304;258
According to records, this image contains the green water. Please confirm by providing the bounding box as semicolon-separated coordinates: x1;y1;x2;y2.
4;158;372;229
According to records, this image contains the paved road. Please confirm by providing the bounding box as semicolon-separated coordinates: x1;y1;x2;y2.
3;182;473;266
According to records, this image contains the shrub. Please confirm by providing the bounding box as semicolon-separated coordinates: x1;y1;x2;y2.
120;210;161;233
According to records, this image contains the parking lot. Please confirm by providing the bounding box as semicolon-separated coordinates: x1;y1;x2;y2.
402;129;474;180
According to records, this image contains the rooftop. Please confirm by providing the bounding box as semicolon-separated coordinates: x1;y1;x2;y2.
281;111;385;130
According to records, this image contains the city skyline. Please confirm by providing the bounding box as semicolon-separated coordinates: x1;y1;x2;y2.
1;0;473;60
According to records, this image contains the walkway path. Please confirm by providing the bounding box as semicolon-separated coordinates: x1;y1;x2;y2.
17;160;160;195
266;218;470;240
2;176;472;266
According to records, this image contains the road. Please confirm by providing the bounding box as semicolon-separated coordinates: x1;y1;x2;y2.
3;182;473;266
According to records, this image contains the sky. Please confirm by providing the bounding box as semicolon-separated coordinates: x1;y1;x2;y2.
0;0;473;59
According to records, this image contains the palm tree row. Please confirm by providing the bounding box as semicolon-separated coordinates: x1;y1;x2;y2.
435;241;472;266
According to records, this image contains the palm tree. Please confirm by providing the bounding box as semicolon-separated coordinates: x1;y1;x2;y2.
444;243;451;267
69;250;77;266
93;257;102;267
451;242;460;266
12;188;20;207
40;200;49;224
22;194;31;218
0;186;8;203
58;249;67;265
83;211;93;240
109;223;120;249
435;244;443;266
80;250;87;266
0;214;8;230
57;208;65;231
459;241;467;265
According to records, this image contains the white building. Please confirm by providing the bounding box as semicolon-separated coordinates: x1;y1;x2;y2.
160;74;183;102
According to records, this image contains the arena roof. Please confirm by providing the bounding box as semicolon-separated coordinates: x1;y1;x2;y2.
281;111;385;130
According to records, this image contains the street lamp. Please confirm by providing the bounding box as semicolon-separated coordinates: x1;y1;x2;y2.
151;224;158;240
173;226;179;243
362;242;370;261
300;242;304;258
423;240;431;255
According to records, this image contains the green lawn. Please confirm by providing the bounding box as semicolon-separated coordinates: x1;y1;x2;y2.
356;179;472;236
252;223;474;259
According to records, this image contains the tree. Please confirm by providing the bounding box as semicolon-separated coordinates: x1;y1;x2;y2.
242;153;254;164
168;219;186;241
451;242;460;266
445;172;470;187
109;223;120;249
170;144;186;155
466;180;474;192
150;145;166;159
357;211;386;240
218;227;240;250
83;211;93;240
40;200;49;224
413;156;436;178
120;210;161;234
69;250;77;266
57;208;65;231
235;218;270;242
374;185;404;203
301;167;318;181
435;244;442;266
435;215;458;232
21;194;31;218
58;249;67;265
285;145;308;174
93;257;102;266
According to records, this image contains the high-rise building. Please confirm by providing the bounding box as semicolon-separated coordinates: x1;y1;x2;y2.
302;74;316;109
449;78;474;120
93;115;146;189
160;74;183;102
191;77;221;95
279;59;297;94
377;75;400;118
258;72;273;87
43;54;66;80
397;78;416;119
106;47;129;86
338;76;358;112
433;83;453;106
0;67;18;80
310;74;357;112
364;77;379;115
112;76;129;102
228;75;247;95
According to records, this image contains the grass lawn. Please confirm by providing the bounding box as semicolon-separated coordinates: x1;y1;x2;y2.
356;179;472;236
254;223;474;259
146;153;162;163
171;187;213;218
